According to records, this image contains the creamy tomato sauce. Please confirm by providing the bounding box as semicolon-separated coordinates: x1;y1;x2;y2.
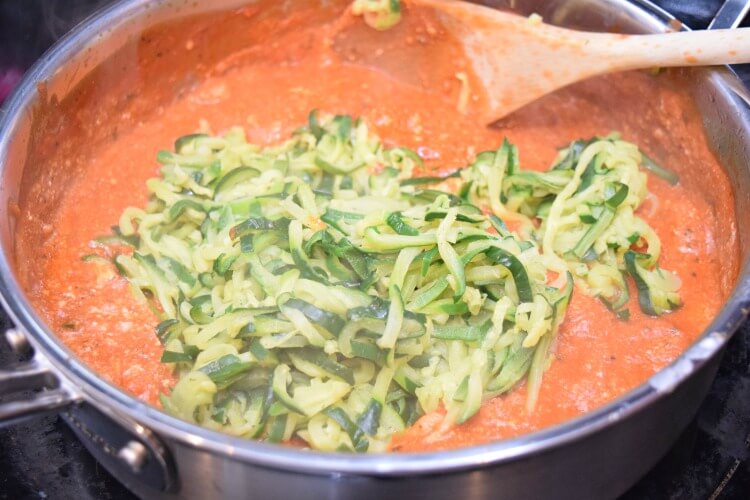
21;1;737;451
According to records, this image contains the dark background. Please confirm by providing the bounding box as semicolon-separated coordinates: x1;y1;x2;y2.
0;0;749;499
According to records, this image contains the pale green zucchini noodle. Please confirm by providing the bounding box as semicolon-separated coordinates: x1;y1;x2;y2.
352;0;402;30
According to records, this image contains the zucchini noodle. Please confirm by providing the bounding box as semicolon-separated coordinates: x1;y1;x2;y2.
352;0;402;30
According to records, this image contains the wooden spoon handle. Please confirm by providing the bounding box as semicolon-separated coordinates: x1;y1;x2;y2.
600;28;750;70
412;0;750;123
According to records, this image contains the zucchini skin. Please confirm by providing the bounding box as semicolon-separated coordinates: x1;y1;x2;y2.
624;251;681;316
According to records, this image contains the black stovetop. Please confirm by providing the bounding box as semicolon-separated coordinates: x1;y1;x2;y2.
0;1;749;499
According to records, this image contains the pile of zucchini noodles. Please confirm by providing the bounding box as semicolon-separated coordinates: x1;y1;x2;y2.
100;112;680;451
461;135;681;319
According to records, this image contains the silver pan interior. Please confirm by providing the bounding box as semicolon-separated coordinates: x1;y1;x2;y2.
0;0;749;498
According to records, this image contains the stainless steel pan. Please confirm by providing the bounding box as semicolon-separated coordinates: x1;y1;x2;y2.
1;1;749;498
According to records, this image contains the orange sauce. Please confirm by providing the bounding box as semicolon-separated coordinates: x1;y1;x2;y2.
22;2;737;450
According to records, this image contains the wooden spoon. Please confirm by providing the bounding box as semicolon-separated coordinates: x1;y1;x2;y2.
416;0;750;124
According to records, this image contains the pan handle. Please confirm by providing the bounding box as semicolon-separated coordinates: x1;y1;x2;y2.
0;327;178;492
0;328;82;425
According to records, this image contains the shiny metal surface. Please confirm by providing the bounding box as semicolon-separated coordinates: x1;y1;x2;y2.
61;402;177;493
0;0;748;498
4;328;30;355
709;0;750;29
0;332;81;425
117;441;148;473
